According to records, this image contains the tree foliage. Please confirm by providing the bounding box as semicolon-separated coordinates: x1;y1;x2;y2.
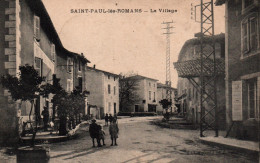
119;74;140;111
0;65;44;101
159;99;172;109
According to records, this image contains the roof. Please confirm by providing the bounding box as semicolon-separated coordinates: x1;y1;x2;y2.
215;0;226;6
173;58;225;78
26;0;90;63
86;66;119;77
124;75;158;81
157;83;177;90
178;33;225;62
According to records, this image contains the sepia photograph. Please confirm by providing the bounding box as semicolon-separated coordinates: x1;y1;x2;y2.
0;0;259;162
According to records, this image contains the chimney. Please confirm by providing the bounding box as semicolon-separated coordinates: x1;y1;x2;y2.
93;64;96;69
81;53;84;56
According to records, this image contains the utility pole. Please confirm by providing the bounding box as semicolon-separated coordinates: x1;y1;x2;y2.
194;0;218;137
162;21;174;102
173;0;220;137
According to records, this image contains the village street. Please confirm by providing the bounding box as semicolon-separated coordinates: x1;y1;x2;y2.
46;117;256;163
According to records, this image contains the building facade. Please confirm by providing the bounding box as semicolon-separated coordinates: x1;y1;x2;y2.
85;66;119;118
156;83;177;114
174;34;226;128
216;0;259;141
0;0;89;144
124;75;158;112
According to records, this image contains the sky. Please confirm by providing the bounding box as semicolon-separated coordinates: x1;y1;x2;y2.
42;0;225;87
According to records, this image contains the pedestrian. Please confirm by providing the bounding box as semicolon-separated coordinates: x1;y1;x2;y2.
99;125;106;146
114;113;118;122
105;113;109;126
89;119;102;147
41;107;49;131
108;114;113;124
109;118;119;146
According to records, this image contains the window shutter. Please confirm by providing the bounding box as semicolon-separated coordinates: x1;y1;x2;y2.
249;16;257;51
34;16;40;41
35;57;42;77
67;58;73;73
242;20;249;54
51;44;55;62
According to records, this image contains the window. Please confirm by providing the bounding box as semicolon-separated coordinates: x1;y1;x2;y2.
34;57;42;77
114;86;116;95
51;44;55;62
149;82;151;87
78;60;81;71
154;84;155;87
108;75;110;79
149;91;151;100
241;13;259;57
153;92;155;100
114;77;116;81
246;78;257;119
78;77;82;92
108;102;111;112
67;57;73;73
108;84;111;94
34;16;40;41
67;79;73;92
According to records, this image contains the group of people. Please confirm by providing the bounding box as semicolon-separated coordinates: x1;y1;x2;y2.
89;115;119;147
104;113;116;126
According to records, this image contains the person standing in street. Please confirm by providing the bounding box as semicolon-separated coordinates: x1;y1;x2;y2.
41;107;49;131
89;119;102;147
108;114;113;124
109;118;119;146
105;113;109;126
99;125;106;146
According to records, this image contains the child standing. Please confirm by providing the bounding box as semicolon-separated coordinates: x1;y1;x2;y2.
99;125;106;146
109;118;119;146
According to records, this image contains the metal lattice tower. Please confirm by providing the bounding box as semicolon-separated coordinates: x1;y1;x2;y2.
162;21;174;101
173;0;220;137
194;0;218;137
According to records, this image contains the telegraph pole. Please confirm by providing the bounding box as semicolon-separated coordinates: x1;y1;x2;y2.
194;0;218;137
162;21;174;101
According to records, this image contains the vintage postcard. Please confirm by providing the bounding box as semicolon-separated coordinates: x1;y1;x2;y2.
0;0;259;162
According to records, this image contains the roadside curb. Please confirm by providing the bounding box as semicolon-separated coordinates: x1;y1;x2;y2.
20;121;89;145
150;120;197;130
199;136;259;157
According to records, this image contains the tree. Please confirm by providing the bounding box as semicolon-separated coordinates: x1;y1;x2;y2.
119;74;140;112
52;86;87;135
159;99;172;120
0;65;49;146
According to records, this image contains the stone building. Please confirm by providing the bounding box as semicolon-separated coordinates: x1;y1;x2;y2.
85;66;119;118
156;83;177;114
123;75;158;113
216;0;259;141
0;0;89;144
174;33;226;128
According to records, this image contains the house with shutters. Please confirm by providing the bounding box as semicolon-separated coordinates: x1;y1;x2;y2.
156;83;177;114
173;33;226;128
85;66;119;118
216;0;259;141
122;75;158;113
0;0;90;144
